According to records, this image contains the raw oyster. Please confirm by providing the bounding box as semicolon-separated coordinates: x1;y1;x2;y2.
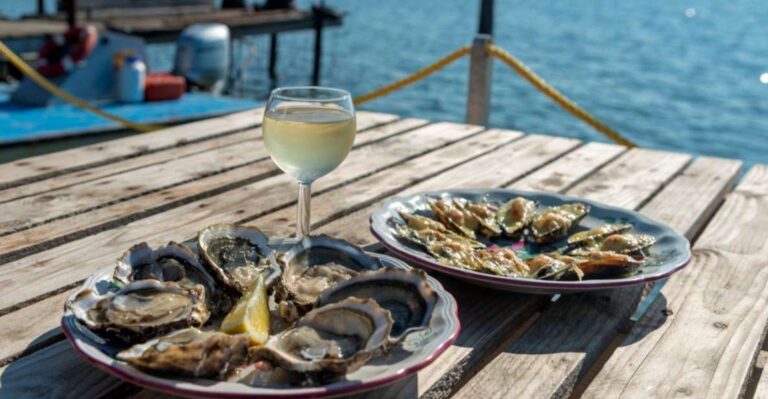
252;298;393;374
428;198;479;239
117;328;249;379
276;235;382;321
497;197;538;237
316;267;437;340
567;224;632;247
113;242;219;310
67;280;209;341
198;224;280;294
529;203;589;244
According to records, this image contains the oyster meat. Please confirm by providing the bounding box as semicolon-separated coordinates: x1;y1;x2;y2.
198;224;280;293
277;236;382;321
252;297;393;375
67;280;209;341
118;328;249;379
529;203;589;244
497;197;538;238
316;267;437;340
113;242;219;310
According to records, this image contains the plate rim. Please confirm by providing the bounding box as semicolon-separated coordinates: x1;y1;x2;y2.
61;252;461;399
369;188;692;292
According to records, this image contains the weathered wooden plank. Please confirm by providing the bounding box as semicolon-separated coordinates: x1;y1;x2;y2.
0;341;125;399
319;134;581;247
454;156;742;399
583;164;768;399
512;142;626;192
755;351;768;399
0;108;263;189
0;122;482;314
0;110;397;190
0;124;506;368
0;118;427;249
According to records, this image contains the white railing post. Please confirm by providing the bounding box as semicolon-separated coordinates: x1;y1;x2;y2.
466;34;493;126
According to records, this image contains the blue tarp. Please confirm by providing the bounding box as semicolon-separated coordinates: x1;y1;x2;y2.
0;93;260;145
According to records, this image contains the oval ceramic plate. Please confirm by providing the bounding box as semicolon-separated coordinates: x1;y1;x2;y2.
61;239;460;399
370;189;692;294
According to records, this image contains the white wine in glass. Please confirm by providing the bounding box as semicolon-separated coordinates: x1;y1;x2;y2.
263;87;356;238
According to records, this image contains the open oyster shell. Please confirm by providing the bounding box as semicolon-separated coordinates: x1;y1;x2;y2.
529;203;590;244
252;297;394;375
113;241;220;311
66;280;209;342
117;328;250;379
276;235;382;321
315;267;437;341
198;224;280;294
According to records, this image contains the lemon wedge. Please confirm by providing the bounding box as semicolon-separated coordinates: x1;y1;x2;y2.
220;275;269;345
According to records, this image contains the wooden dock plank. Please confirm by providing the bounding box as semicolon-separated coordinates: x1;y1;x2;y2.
454;156;742;399
583;164;767;399
0;122;499;368
0;122;482;314
0;117;425;246
0;108;264;189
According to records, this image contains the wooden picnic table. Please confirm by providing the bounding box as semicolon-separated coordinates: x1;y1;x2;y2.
0;109;765;399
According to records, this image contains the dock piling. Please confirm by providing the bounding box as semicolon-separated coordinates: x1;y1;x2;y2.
312;5;324;86
466;34;493;126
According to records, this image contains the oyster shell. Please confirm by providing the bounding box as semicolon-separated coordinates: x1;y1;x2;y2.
117;328;249;379
395;225;485;249
198;224;280;294
529;203;589;244
277;235;382;321
566;224;633;247
113;242;219;310
252;297;393;374
316;267;437;340
575;250;643;278
398;211;449;233
67;280;209;341
568;233;655;257
496;197;538;237
428;198;479;239
462;199;503;238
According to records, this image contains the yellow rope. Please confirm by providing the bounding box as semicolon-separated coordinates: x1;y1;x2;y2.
485;44;636;148
0;40;162;133
353;46;471;106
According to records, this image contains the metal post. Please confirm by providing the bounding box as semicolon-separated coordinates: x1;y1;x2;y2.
37;0;45;16
466;34;493;126
65;0;77;27
311;5;324;86
268;34;278;82
478;0;494;34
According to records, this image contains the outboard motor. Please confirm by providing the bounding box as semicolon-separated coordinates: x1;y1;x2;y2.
174;23;230;91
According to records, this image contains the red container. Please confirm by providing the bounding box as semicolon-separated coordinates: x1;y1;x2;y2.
144;73;186;102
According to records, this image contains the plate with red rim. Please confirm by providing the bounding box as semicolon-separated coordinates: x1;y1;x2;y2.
61;237;460;399
369;189;692;295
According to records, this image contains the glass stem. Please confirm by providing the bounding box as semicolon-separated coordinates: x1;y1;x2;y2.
296;182;312;238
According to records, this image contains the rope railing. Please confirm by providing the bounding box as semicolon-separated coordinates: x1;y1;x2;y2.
353;43;636;147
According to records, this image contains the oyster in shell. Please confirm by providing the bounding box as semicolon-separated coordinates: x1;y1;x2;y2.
67;280;209;341
277;235;382;321
497;197;538;237
567;223;633;247
428;198;479;239
575;250;644;278
113;242;219;310
461;199;503;238
117;328;249;379
569;233;655;257
198;224;280;293
529;203;589;244
316;267;437;340
252;297;393;375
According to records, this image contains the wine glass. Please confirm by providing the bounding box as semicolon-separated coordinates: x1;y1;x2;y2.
263;87;356;238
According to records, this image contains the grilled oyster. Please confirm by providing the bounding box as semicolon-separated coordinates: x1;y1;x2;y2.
567;224;633;247
461;199;503;238
398;211;449;233
198;224;280;294
117;328;249;379
575;250;643;278
251;298;393;375
67;280;209;341
316;267;437;341
497;197;538;238
428;198;479;239
525;254;580;280
395;225;485;249
529;203;589;244
113;242;219;311
569;233;655;257
276;236;382;322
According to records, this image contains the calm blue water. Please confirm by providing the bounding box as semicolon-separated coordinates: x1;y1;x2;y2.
3;0;767;167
